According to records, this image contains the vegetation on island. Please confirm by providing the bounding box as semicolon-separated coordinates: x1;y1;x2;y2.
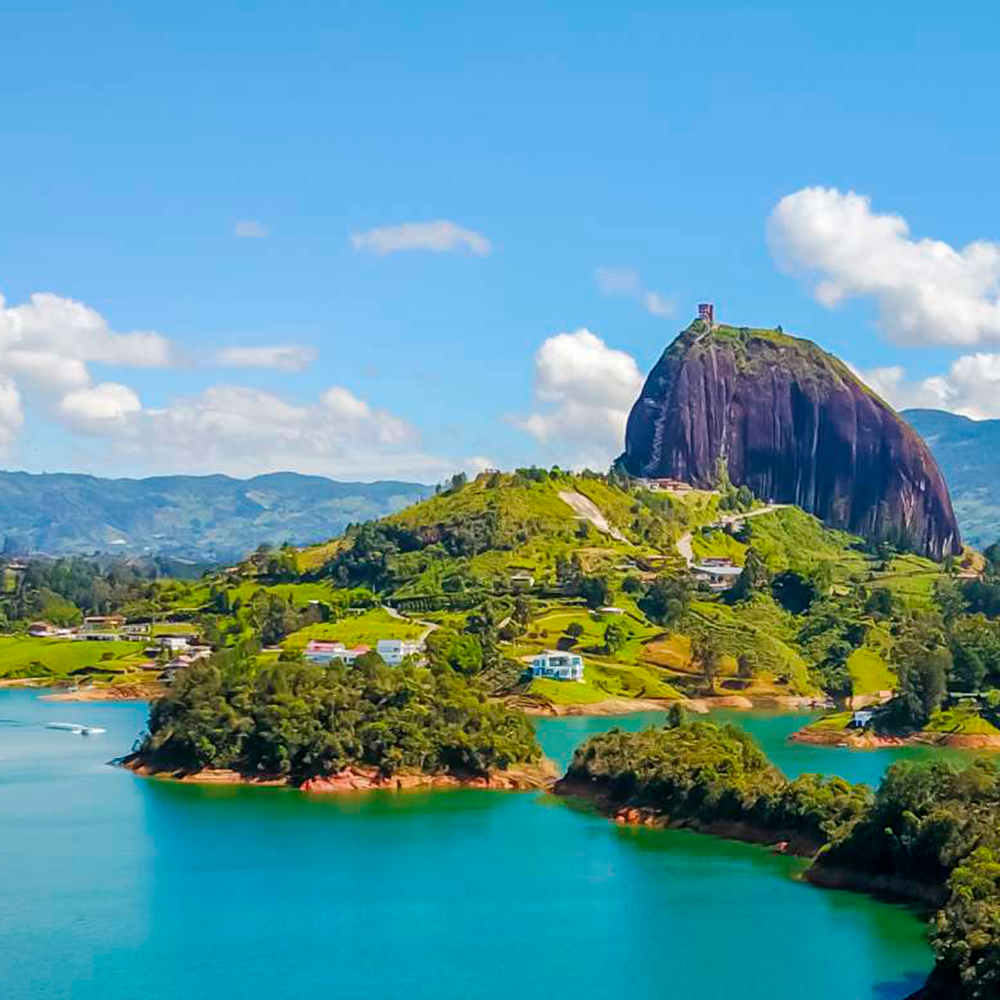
560;719;870;845
137;647;540;783
560;720;1000;999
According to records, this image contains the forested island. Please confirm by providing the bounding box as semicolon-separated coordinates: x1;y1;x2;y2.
126;649;545;790
558;719;1000;999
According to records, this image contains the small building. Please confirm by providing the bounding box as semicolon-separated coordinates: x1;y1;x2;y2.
122;623;151;636
376;638;424;666
28;621;55;637
698;302;715;326
635;477;692;494
82;615;125;632
303;641;370;665
509;571;535;591
850;710;875;729
158;636;191;652
598;606;624;616
531;650;585;682
691;561;744;591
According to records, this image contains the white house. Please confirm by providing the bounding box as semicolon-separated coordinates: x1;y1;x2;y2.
531;650;585;682
159;636;191;652
304;641;369;665
691;560;744;591
850;710;875;728
376;638;423;665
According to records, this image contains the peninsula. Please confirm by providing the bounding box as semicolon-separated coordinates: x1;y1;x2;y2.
557;718;1000;999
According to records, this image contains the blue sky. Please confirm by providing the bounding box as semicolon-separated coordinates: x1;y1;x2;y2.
2;2;1000;482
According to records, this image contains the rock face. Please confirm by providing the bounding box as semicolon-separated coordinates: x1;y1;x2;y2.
622;321;961;559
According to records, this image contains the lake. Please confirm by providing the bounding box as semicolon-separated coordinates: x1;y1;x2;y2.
1;691;935;1000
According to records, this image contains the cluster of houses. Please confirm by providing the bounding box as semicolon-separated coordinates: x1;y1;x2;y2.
304;637;424;666
27;615;209;682
29;616;156;642
154;639;213;681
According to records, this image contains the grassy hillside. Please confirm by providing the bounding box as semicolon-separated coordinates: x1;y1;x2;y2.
300;470;724;600
12;465;963;710
0;637;148;680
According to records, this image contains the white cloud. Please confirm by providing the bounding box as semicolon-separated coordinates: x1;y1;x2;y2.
644;291;675;318
855;354;1000;420
595;266;673;319
216;344;316;372
0;379;24;453
515;329;644;468
768;186;1000;347
58;382;142;430
59;382;450;481
350;220;491;256
235;220;268;238
0;292;175;370
0;289;461;478
0;290;179;451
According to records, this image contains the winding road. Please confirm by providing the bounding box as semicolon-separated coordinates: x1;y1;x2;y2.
676;504;787;567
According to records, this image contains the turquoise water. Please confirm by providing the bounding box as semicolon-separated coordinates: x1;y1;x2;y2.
2;692;933;1000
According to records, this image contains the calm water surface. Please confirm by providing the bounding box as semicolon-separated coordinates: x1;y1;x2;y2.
1;692;936;1000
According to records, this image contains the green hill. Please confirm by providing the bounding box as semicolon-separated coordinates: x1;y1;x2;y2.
301;469;714;601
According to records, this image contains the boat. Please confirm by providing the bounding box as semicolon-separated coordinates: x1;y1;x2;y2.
46;722;107;736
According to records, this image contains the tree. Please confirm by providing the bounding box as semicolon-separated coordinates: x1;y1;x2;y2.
771;570;819;614
984;542;1000;573
639;573;691;627
512;595;533;627
575;574;610;610
666;702;688;729
426;629;484;676
691;634;723;693
864;587;897;618
950;615;1000;692
737;652;754;680
604;621;627;655
895;646;951;729
935;578;968;625
729;547;770;603
565;622;585;639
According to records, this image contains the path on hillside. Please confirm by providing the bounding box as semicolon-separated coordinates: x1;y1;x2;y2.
558;490;628;542
675;504;788;567
383;604;439;643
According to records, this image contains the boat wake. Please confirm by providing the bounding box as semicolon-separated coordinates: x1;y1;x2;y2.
46;722;107;736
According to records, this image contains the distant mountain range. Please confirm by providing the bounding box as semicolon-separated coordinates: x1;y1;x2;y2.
903;409;1000;550
0;471;433;563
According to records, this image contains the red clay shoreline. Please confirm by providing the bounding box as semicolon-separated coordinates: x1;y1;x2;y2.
790;725;1000;750
120;755;556;793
